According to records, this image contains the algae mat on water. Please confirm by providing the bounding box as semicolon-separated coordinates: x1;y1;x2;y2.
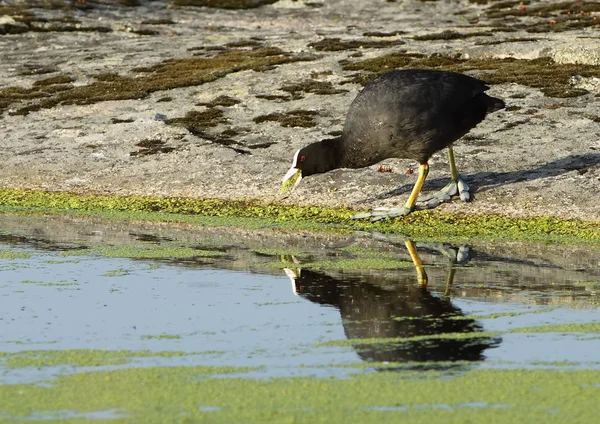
0;367;598;423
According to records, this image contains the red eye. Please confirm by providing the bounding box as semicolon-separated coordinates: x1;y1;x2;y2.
300;156;306;162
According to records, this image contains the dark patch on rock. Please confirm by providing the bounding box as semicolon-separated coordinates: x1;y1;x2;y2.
225;40;264;48
171;0;278;9
414;30;494;41
279;79;348;99
341;52;600;98
156;96;173;103
141;18;176;25
255;94;293;102
0;47;315;117
505;105;522;112
247;142;276;149
130;28;160;36
308;37;405;52
19;65;59;76
487;1;600;18
475;37;540;46
484;0;600;33
164;109;228;133
130;139;177;157
196;95;241;107
111;118;136;124
253;110;318;128
33;75;75;86
363;30;408;37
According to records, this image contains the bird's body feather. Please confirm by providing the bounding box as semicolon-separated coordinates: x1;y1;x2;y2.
340;69;503;166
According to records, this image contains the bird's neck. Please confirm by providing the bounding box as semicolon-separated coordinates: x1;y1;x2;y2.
316;137;345;172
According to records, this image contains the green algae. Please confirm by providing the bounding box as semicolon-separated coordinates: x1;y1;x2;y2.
0;349;208;369
510;322;600;334
0;249;31;259
1;188;600;245
450;307;557;321
102;267;130;277
574;281;600;288
273;257;413;271
0;366;597;423
250;248;306;257
142;334;182;340
28;281;78;287
318;331;502;348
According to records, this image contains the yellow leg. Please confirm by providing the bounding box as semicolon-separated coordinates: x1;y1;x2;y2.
404;163;429;211
404;240;428;286
447;146;458;182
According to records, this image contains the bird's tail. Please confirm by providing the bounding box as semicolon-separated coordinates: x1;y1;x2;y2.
485;95;505;113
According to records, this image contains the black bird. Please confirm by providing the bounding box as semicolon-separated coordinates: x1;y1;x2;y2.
282;69;505;220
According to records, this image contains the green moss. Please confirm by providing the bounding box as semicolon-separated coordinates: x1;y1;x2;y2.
0;366;598;422
0;47;314;116
342;53;599;98
1;188;600;245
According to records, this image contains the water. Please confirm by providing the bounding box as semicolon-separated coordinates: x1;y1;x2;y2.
0;214;599;384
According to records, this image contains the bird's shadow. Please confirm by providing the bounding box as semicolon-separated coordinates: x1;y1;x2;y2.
368;152;600;202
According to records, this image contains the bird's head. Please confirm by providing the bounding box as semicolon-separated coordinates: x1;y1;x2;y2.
281;140;341;193
281;144;323;193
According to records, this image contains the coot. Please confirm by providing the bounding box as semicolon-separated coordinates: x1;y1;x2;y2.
282;69;505;220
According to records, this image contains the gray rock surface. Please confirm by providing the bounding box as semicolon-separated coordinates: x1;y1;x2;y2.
1;0;599;221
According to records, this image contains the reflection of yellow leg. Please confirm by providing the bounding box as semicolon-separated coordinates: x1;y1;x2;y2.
405;163;429;211
443;266;456;300
404;240;428;286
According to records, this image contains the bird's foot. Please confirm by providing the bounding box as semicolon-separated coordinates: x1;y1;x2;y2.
417;176;470;208
352;206;413;222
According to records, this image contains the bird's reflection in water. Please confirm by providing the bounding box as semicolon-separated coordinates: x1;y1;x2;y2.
284;241;500;370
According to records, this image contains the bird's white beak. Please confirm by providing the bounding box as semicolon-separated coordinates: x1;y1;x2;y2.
281;167;303;193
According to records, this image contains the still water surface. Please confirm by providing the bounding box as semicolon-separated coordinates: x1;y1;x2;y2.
1;214;599;382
